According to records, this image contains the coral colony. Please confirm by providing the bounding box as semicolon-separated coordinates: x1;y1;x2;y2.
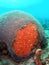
0;11;47;63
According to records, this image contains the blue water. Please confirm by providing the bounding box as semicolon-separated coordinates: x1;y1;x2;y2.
0;0;49;19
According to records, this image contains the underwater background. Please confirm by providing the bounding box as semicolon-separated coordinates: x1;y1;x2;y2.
0;0;49;65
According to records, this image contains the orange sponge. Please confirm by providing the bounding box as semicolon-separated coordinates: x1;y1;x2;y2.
13;23;38;57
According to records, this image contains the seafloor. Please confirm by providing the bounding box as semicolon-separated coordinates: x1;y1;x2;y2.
0;19;49;65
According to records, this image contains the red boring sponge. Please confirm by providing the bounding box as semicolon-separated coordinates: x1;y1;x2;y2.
13;23;38;57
